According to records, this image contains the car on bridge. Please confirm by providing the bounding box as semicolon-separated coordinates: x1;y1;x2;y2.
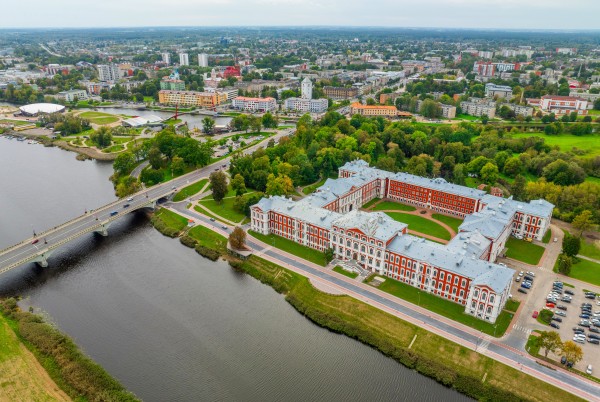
123;203;130;208
110;211;118;216
31;239;39;245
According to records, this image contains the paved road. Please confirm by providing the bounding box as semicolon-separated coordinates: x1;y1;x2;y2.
171;204;600;401
0;128;294;275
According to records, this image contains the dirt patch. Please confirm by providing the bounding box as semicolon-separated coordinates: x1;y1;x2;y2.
53;140;117;161
0;321;71;402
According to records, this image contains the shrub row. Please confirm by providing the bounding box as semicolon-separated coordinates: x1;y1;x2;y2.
0;298;138;402
232;258;525;402
150;214;180;238
179;234;221;261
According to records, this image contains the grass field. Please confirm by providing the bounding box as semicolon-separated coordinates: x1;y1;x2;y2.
101;144;126;153
79;111;119;125
333;265;358;279
155;208;189;232
302;177;328;195
371;201;417;212
579;240;600;260
542;230;552;244
369;275;513;337
0;314;70;401
0;119;31;126
173;179;208;202
505;237;545;265
188;225;227;252
238;256;580;402
248;230;328;266
361;198;381;209
569;258;600;287
431;213;463;232
510;132;600;157
198;196;248;224
385;212;451;240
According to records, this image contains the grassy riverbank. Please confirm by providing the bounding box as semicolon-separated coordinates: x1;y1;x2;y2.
230;255;583;402
0;299;138;401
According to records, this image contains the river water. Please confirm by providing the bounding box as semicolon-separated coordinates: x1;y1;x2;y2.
0;136;469;402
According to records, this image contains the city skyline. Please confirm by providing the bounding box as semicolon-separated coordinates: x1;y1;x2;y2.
3;0;599;30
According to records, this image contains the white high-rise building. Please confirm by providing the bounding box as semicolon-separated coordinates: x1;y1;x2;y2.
97;64;120;82
179;53;189;66
198;53;208;67
162;53;171;65
301;77;312;99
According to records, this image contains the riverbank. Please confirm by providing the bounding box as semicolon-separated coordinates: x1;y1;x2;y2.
0;299;138;402
231;255;581;402
154;207;582;402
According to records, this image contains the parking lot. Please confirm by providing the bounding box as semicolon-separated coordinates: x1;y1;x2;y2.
533;278;600;374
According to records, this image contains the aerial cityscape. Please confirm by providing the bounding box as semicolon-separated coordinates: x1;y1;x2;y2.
1;1;600;401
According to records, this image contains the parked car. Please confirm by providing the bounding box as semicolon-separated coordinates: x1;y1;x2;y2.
515;277;521;282
573;327;585;333
526;271;535;277
521;283;531;289
561;356;567;364
557;305;567;311
552;317;563;322
524;275;534;282
565;290;575;296
580;314;591;319
573;337;585;344
546;302;556;308
586;294;597;300
561;297;572;303
517;288;528;294
589;327;600;334
532;311;539;319
589;334;600;340
588;339;600;345
566;361;574;368
555;311;566;317
550;322;560;329
586;365;593;375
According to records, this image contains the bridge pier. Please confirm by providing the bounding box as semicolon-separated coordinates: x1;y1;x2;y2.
33;250;54;268
95;222;111;236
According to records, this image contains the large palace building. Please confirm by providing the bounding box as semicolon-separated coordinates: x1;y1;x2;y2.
251;160;554;323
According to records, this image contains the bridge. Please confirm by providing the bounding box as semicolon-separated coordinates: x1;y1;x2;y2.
0;128;294;276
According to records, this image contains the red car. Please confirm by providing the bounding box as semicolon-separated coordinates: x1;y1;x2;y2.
546;302;556;308
31;239;39;245
532;311;539;319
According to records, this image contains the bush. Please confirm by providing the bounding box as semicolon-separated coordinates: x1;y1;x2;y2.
195;245;220;261
150;214;180;238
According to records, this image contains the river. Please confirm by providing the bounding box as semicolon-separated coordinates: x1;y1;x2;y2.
0;136;469;402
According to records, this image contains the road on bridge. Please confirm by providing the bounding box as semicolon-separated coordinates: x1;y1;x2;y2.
0;128;293;275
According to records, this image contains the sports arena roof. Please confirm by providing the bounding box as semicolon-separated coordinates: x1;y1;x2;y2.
19;103;65;116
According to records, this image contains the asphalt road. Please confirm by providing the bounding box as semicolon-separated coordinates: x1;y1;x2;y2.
0;128;293;275
171;203;600;402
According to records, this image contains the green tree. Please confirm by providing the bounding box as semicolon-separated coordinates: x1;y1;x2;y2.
202;117;215;135
467;156;490;175
538;331;563;358
113;151;136;176
261;112;278;129
231;115;250;132
171;156;185;175
265;173;294;196
557;253;572;275
480;162;499;185
562;234;581;257
419;99;441;118
90;126;112;148
148;146;165;170
503;157;523;177
210;171;228;203
452;163;466;185
249;115;262;133
572;210;594;236
511;174;527;201
231;173;247;196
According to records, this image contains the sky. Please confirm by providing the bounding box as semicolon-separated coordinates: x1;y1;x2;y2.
4;0;600;30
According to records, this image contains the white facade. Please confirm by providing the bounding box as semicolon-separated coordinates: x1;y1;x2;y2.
57;89;88;102
485;83;513;99
284;98;328;113
231;96;277;112
162;53;170;65
198;53;208;67
179;53;189;66
301;77;312;99
97;64;120;82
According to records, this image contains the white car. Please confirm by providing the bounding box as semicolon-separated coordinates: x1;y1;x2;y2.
573;338;585;344
586;364;593;375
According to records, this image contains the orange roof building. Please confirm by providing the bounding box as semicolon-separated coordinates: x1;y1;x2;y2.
350;102;399;117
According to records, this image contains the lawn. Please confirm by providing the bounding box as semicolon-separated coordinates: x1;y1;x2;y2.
361;198;381;209
585;176;600;185
371;201;417;212
198;196;248;223
333;265;358;279
385;212;451;240
369;275;513;337
454;114;479;121
569;258;600;287
505;237;545;265
0;119;31;126
79;111;119;125
155;208;189;232
188;225;227;252
579;240;600;260
248;230;328;266
302;177;328;195
510;132;600;157
173;179;208;202
504;299;521;313
431;213;463;233
101;144;126;153
542;229;552;244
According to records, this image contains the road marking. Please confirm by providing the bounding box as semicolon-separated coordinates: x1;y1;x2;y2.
408;334;417;349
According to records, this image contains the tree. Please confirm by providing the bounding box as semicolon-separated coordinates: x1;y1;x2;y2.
210;171;228;203
572;210;593;236
503;157;523;177
324;248;334;263
231;115;250;132
230;174;247;196
148;146;165;170
261;112;278;129
113;151;136;176
467;156;490;175
419;99;441;118
249;115;262;133
511;174;527;201
171;156;185;175
202;117;215;135
560;341;583;365
557;253;572;275
480;162;499;185
228;226;247;250
90;126;112;148
265;174;294;196
562;234;581;257
538;331;563;358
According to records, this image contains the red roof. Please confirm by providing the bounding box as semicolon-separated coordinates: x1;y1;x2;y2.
541;95;584;101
